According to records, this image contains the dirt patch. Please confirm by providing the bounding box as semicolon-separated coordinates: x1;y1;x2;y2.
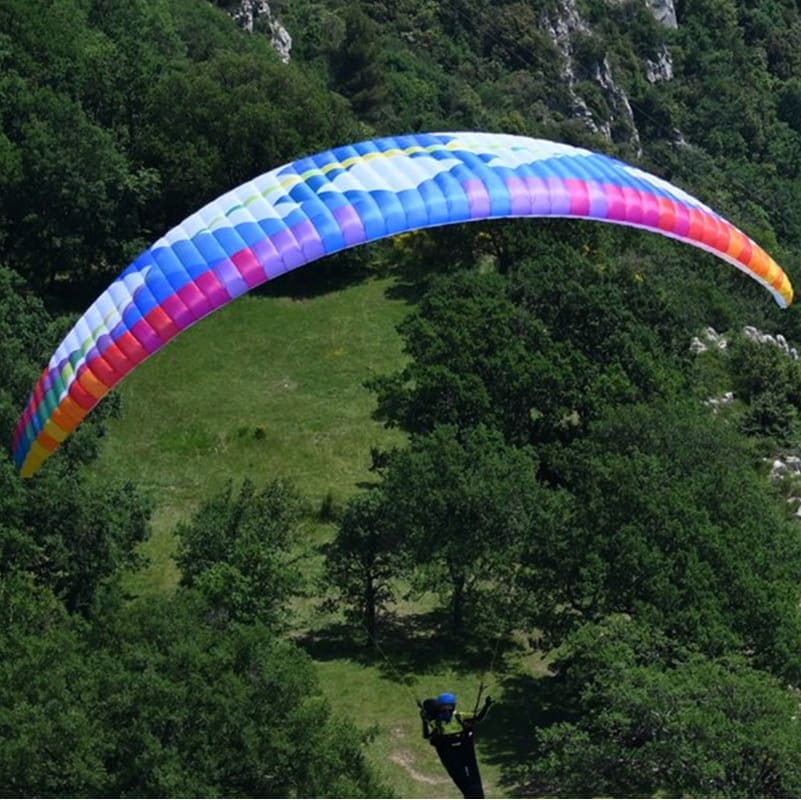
389;751;450;785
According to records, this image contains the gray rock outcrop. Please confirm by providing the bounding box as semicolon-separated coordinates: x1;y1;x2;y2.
221;0;292;63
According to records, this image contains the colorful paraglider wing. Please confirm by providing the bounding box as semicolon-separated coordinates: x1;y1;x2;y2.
13;132;794;477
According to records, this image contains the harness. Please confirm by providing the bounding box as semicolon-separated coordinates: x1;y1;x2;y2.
431;711;473;741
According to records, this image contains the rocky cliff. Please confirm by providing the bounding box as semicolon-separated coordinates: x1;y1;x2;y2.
217;0;681;148
217;0;292;62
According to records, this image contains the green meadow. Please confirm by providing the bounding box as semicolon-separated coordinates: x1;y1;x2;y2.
95;276;409;590
93;274;540;798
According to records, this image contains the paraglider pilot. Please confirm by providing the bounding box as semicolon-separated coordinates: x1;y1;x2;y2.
420;691;493;799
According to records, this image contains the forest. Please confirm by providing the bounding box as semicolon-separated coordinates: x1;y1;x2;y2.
3;0;801;796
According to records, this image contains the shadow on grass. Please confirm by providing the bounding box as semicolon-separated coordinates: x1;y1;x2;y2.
297;610;520;685
253;248;433;311
255;244;400;300
298;611;573;796
382;274;429;305
476;671;571;796
258;263;370;300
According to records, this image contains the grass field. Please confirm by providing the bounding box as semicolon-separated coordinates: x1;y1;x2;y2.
93;274;543;797
95;276;409;592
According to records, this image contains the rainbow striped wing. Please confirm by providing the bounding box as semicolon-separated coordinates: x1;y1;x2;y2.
13;132;793;476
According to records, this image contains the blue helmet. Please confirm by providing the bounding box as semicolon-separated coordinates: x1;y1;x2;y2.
437;692;457;707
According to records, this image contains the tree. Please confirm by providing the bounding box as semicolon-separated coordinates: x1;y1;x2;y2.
0;83;145;290
0;576;388;798
0;267;56;434
323;489;399;646
528;616;801;798
329;6;388;120
0;0;360;296
380;425;569;634
726;334;801;446
0;268;151;613
19;468;151;613
536;400;801;679
175;478;304;628
0;573;111;797
136;47;357;240
367;269;586;447
92;590;388;798
368;254;692;451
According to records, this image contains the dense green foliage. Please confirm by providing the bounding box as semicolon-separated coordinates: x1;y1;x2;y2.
528;616;801;797
0;0;358;295
4;0;801;795
544;401;801;674
379;425;568;634
176;478;304;628
0;268;150;613
0;575;386;797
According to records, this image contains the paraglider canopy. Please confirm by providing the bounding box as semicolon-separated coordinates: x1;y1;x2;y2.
12;132;794;477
